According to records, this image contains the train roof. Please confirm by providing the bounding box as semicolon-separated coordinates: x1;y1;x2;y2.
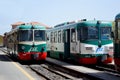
16;24;46;30
47;20;112;32
7;24;46;35
77;20;112;27
115;13;120;20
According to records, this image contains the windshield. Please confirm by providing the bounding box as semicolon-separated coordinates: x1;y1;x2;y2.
101;27;111;40
19;30;33;41
34;30;46;41
88;27;98;39
79;27;112;41
79;27;98;40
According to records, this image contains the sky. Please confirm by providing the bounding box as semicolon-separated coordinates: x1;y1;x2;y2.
0;0;120;35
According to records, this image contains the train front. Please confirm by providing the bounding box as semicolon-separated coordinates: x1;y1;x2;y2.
17;25;47;60
77;21;113;64
95;21;113;64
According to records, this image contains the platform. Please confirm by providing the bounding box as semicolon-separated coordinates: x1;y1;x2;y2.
0;50;35;80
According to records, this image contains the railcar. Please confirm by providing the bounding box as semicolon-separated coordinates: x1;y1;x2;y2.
114;13;120;71
6;24;47;61
47;20;113;64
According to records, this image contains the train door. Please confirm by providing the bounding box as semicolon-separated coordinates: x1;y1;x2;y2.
70;28;80;54
64;29;70;58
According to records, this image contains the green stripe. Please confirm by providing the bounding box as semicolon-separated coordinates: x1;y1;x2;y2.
48;51;64;59
48;50;108;59
17;24;46;29
82;40;112;45
18;44;46;52
77;20;112;27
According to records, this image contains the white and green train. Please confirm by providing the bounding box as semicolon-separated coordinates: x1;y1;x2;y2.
47;20;113;64
6;24;47;61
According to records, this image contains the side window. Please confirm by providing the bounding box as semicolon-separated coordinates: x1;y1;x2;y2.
71;28;76;42
47;32;50;41
14;32;17;42
7;36;10;43
65;30;67;43
81;27;88;40
62;30;64;43
77;28;81;40
51;32;53;42
11;34;14;43
54;31;57;43
8;35;13;43
58;30;61;43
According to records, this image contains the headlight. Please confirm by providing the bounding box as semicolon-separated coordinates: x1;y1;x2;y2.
21;46;25;50
109;46;113;50
85;47;93;50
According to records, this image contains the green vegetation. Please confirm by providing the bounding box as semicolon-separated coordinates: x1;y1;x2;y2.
0;35;3;46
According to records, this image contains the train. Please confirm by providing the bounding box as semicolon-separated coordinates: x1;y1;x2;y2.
46;19;113;65
113;13;120;71
6;23;47;61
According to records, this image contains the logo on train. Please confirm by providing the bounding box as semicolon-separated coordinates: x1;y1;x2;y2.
29;47;38;52
96;48;103;53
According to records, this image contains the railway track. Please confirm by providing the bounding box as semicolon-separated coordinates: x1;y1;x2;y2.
93;64;120;77
19;59;120;80
95;65;120;76
83;62;120;77
64;55;120;77
29;63;83;80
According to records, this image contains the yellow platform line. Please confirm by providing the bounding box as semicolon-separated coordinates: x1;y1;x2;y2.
12;62;35;80
1;50;35;80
